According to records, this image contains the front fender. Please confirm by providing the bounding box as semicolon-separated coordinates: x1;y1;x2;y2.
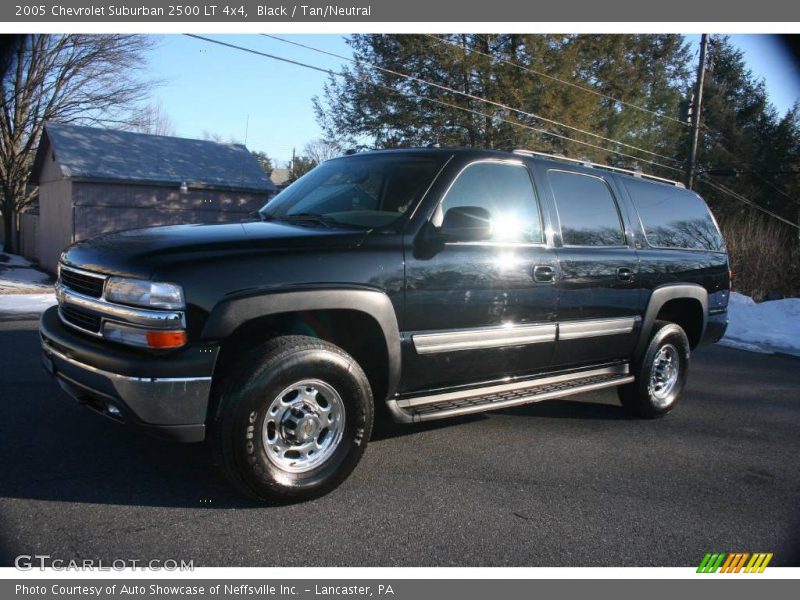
201;287;402;399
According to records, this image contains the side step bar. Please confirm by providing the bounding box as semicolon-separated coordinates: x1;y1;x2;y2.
387;365;633;423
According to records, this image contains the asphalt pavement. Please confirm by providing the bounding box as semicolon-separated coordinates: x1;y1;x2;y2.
1;319;798;567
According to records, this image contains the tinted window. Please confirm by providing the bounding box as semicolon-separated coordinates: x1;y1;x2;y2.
261;154;446;229
439;162;543;243
624;179;724;251
549;170;625;246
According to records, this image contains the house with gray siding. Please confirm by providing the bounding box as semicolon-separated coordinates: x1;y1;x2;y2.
27;122;277;272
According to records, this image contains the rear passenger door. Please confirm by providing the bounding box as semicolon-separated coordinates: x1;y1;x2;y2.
542;168;644;366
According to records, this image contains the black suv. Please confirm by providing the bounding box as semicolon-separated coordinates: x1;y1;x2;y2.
40;148;730;502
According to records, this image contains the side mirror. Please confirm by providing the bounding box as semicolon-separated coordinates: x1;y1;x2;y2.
440;206;492;242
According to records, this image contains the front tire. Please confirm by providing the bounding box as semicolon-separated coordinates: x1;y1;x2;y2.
618;320;690;418
213;335;373;503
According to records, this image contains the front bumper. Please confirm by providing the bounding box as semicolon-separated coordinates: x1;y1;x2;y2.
40;306;218;442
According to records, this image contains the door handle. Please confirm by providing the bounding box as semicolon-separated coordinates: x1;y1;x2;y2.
532;265;556;283
616;267;634;282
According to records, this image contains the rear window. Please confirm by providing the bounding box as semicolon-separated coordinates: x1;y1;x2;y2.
623;179;724;251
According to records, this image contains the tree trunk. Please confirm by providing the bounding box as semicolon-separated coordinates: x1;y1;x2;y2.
2;206;15;254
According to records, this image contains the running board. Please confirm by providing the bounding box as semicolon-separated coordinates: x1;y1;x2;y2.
387;365;633;423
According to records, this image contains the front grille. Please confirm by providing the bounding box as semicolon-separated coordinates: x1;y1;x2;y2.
60;306;102;334
60;267;105;298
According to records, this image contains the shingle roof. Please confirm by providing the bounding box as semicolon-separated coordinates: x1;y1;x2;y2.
31;122;277;193
269;168;292;186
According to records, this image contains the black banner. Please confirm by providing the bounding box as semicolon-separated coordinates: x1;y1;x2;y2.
3;0;800;22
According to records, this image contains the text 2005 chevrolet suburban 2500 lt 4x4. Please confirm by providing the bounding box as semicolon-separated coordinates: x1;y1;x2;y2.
40;148;729;502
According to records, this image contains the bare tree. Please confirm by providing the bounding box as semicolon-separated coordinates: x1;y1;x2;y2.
201;130;225;143
0;34;156;252
127;102;175;137
302;138;343;165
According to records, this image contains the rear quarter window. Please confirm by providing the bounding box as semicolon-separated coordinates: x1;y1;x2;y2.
623;179;724;251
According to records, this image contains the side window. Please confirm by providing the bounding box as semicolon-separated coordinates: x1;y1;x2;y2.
623;179;724;251
439;162;543;243
548;170;625;247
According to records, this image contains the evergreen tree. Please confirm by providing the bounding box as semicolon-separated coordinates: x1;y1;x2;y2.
314;34;799;228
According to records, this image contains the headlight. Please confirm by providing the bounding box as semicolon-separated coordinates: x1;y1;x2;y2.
104;277;185;310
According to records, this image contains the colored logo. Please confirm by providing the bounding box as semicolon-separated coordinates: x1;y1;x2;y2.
697;552;773;573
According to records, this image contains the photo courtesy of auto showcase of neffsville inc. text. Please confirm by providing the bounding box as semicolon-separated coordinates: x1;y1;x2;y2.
0;0;799;593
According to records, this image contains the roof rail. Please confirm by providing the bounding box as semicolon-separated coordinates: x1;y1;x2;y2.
512;149;685;188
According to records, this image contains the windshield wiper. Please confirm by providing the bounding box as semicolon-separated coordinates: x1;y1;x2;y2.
268;213;341;228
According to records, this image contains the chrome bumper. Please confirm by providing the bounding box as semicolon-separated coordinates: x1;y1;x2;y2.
41;338;211;443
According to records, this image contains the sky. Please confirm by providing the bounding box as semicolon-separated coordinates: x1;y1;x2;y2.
147;34;800;167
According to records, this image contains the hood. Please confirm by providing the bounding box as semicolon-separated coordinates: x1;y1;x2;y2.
60;221;369;279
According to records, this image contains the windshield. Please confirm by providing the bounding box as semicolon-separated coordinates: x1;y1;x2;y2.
260;154;447;229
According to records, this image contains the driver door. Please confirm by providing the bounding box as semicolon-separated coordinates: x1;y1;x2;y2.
401;159;559;394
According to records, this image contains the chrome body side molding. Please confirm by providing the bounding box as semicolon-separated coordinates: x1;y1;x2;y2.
558;316;638;340
412;322;556;355
410;316;638;354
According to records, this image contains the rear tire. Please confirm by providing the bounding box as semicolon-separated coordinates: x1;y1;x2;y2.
213;335;373;503
618;320;690;418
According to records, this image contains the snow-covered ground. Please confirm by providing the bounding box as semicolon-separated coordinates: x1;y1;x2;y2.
0;252;53;293
719;292;800;357
0;251;56;320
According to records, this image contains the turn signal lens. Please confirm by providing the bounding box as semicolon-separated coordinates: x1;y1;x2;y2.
103;321;187;349
145;330;187;349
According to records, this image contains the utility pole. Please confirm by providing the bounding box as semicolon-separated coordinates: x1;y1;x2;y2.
686;34;709;190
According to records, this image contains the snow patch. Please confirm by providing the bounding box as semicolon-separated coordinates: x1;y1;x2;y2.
720;292;800;357
0;293;57;320
0;252;53;293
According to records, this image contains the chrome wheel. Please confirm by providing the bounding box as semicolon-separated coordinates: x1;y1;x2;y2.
262;379;346;473
649;344;680;407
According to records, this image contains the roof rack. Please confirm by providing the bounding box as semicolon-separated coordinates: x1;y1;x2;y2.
512;149;685;188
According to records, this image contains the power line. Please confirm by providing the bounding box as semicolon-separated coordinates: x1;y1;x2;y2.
375;79;685;174
698;177;800;230
187;34;681;174
434;34;799;226
185;34;336;76
186;34;796;229
705;138;800;207
427;34;692;129
259;33;684;166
